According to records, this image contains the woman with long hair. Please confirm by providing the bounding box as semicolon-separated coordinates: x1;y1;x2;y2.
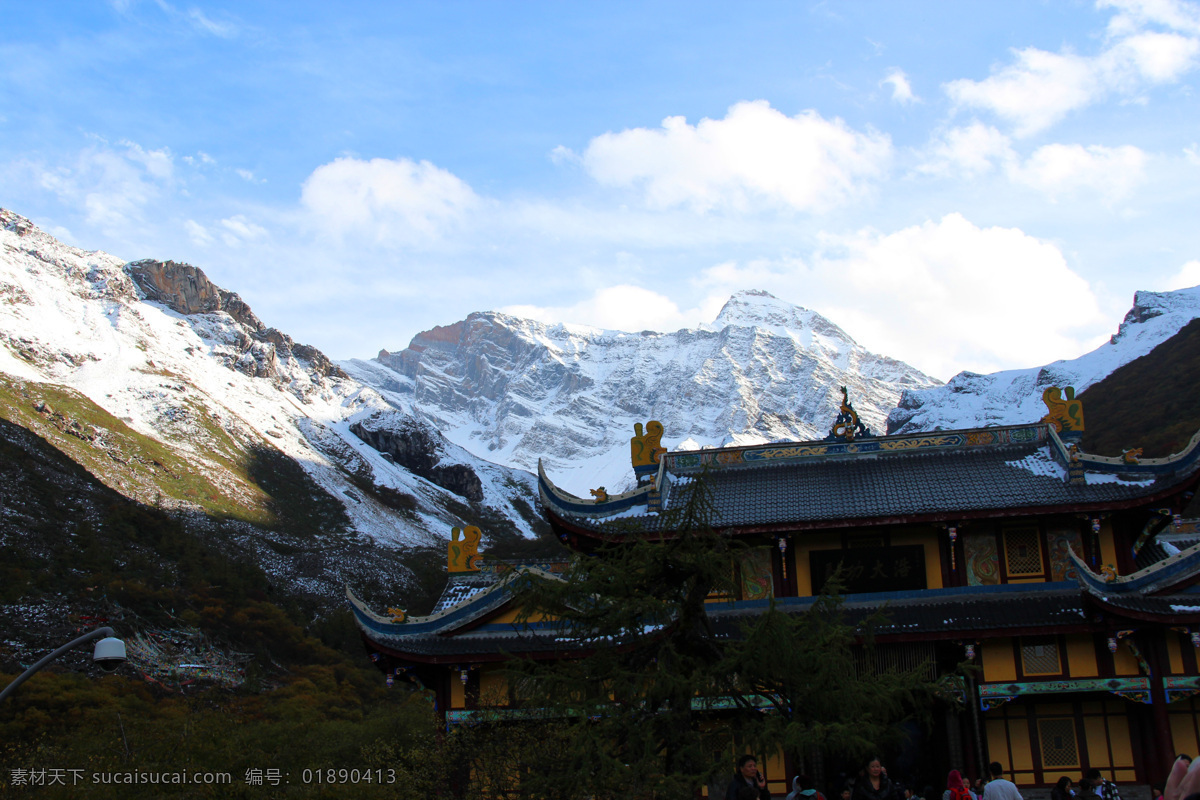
853;757;900;800
1052;776;1075;800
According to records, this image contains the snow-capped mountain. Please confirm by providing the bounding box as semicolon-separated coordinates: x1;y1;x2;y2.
345;289;942;495
0;208;543;583
886;286;1200;435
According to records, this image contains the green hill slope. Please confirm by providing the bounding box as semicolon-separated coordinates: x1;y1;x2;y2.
1079;317;1200;458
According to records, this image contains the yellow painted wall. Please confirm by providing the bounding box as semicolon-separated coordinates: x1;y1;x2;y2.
1084;711;1136;777
1009;718;1034;773
450;672;465;709
1065;635;1098;677
1108;715;1134;773
487;606;548;625
1098;520;1118;573
1168;635;1186;675
986;718;1010;769
1170;701;1200;758
1112;643;1140;676
1038;702;1072;714
986;701;1138;787
793;532;840;597
1084;714;1108;767
480;668;508;707
982;638;1017;682
765;750;787;796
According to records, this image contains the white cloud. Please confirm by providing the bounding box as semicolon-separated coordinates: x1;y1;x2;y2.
150;0;239;38
696;213;1105;378
1186;143;1200;164
1008;143;1147;200
918;124;1147;201
920;122;1017;177
1166;259;1200;289
30;141;175;231
945;48;1101;136
118;140;174;180
1103;31;1200;83
502;285;716;333
185;219;213;246
183;152;216;167
1101;0;1200;37
219;215;268;246
580;100;892;213
300;156;479;241
881;68;918;104
549;145;582;166
185;7;237;38
945;2;1200;135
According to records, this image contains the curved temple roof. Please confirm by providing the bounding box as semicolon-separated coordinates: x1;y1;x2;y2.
540;423;1200;537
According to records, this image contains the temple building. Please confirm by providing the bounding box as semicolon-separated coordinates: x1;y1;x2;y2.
350;388;1200;795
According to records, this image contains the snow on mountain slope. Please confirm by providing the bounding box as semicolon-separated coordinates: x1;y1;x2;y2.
0;208;541;552
345;289;942;496
886;285;1200;434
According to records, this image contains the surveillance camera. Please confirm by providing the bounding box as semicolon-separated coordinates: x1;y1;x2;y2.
93;637;126;672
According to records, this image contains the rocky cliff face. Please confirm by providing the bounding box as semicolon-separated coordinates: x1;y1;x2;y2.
128;259;264;330
126;258;346;386
349;290;942;495
350;412;484;502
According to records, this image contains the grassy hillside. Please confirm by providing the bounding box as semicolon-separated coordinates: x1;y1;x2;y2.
0;415;453;797
1079;317;1200;458
0;372;350;538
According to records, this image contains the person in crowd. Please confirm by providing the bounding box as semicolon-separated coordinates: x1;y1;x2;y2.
786;774;826;800
1083;768;1121;800
1052;776;1075;800
1164;754;1200;800
853;757;899;800
726;754;771;800
982;763;1022;800
840;785;853;800
945;770;973;800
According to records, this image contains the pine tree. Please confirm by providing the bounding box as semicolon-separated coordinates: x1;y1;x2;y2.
505;472;948;799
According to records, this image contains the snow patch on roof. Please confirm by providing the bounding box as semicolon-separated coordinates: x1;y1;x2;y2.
1006;447;1067;480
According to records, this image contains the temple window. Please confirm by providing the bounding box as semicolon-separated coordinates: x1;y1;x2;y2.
1003;525;1046;579
1037;717;1080;771
1021;639;1062;676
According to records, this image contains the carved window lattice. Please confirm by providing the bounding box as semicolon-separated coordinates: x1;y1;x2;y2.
1038;718;1079;768
1004;527;1044;576
1021;641;1062;675
852;642;937;680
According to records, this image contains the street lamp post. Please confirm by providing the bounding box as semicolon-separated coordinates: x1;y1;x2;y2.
0;626;126;704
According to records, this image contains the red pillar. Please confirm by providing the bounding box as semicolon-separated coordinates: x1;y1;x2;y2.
1145;632;1176;786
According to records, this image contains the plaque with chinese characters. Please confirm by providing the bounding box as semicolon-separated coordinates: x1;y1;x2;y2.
809;545;927;595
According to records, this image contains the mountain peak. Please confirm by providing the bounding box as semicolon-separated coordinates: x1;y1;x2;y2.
711;289;852;343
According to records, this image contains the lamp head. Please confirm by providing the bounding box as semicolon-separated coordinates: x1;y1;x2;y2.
93;637;126;672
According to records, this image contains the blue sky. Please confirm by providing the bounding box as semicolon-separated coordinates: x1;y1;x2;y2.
3;1;1199;379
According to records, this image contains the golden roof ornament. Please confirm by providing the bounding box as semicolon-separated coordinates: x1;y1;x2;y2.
448;525;482;573
829;386;872;441
1041;386;1084;438
630;420;666;484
